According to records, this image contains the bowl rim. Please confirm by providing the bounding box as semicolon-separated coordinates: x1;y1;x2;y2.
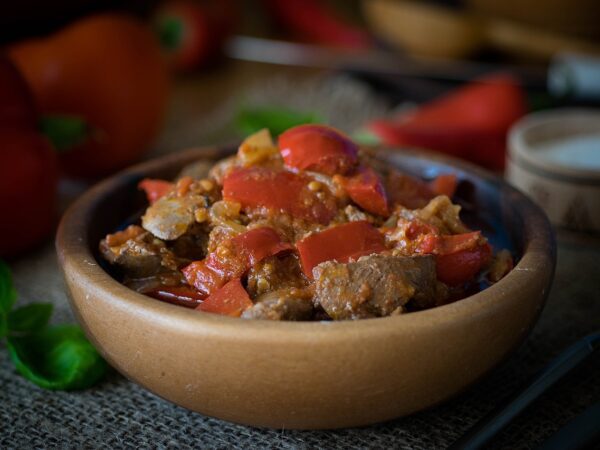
56;146;556;340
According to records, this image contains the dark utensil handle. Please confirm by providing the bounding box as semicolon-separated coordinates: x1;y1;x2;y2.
449;331;600;450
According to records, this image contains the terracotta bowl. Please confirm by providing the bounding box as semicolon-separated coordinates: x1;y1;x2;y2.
56;147;555;430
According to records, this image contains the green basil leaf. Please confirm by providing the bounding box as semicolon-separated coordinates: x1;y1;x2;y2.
0;259;17;315
7;325;107;390
8;303;53;334
235;106;323;137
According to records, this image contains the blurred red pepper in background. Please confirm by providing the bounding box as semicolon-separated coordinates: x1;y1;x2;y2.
0;56;58;258
263;0;372;49
8;14;170;179
367;75;527;171
154;0;237;72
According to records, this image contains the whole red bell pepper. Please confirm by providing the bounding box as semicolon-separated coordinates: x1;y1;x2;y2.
296;221;387;278
223;167;338;224
0;56;58;258
154;0;238;72
182;227;292;296
368;75;527;171
9;14;169;178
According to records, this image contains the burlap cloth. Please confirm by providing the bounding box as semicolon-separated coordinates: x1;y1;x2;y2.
1;74;599;449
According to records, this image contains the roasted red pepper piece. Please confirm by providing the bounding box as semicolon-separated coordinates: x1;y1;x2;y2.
340;166;389;216
432;231;483;255
146;285;206;308
296;221;387;278
429;174;457;198
138;178;173;204
223;167;337;224
368;75;527;171
278;124;358;176
196;278;252;317
182;227;292;295
436;242;492;286
386;170;436;209
413;231;484;256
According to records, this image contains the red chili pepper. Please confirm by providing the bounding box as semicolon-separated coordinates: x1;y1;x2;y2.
263;0;372;49
182;227;292;295
0;56;58;258
340;166;389;216
223;167;337;224
146;285;206;308
296;221;387;278
278;124;358;175
138;178;174;204
196;278;252;317
368;75;527;171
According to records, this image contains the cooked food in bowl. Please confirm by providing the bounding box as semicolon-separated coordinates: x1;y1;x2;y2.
99;125;513;320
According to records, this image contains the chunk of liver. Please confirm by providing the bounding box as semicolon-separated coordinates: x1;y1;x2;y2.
313;254;437;320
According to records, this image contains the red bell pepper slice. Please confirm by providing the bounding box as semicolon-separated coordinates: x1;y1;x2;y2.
386;170;436;209
138;178;173;204
223;166;337;224
296;221;387;278
400;222;489;284
435;242;492;286
432;231;483;255
196;278;252;317
341;166;389;216
429;174;457;198
278;124;358;175
182;227;292;295
146;285;206;308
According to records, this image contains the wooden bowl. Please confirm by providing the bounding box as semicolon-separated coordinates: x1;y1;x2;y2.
56;147;555;429
362;0;485;58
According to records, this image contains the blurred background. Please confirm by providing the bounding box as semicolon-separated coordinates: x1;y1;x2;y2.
1;0;599;258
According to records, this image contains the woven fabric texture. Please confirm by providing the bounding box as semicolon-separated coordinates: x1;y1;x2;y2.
1;234;598;450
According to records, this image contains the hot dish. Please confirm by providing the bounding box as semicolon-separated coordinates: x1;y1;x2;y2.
99;125;512;321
